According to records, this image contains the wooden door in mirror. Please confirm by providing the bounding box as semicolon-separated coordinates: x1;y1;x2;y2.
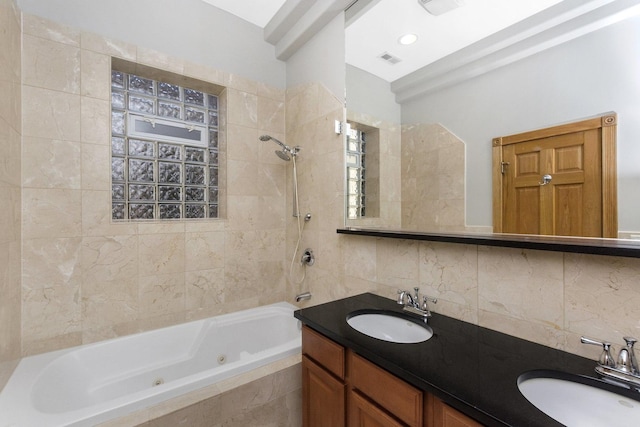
492;113;617;238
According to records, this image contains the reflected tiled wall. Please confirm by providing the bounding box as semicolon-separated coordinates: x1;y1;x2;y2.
0;0;22;391
345;110;402;229
20;14;288;356
401;123;465;232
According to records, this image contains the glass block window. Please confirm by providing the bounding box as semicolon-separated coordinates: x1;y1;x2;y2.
111;70;219;220
346;127;366;219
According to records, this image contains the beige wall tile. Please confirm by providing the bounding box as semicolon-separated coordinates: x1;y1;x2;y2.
478;246;564;329
22;237;82;291
22;137;81;189
257;96;285;134
227;89;257;127
81;49;110;100
80;31;136;60
419;242;478;322
81;97;110;145
185;231;225;272
22;86;81;141
22;14;80;46
23;34;80;93
138;233;185;276
22;188;82;239
81;143;110;190
185;268;225;312
139;273;186;319
565;254;640;344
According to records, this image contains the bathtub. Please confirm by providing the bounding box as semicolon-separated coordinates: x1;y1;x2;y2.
0;302;301;427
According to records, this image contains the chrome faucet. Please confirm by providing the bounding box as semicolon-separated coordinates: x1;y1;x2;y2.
581;335;640;389
397;287;437;318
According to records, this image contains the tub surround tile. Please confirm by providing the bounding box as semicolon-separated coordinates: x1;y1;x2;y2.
22;137;81;189
22;188;82;239
22;237;82;291
137;233;185;276
22;34;81;94
139;273;186;318
257;96;285;134
136;46;184;76
257;81;286;102
185;231;225;271
82;235;138;283
22;285;81;345
22;85;81;141
80;31;136;60
185;268;226;312
80;96;110;145
81;143;110;190
82;277;139;330
22;14;81;46
81;190;137;237
227;89;257;128
80;49;110;99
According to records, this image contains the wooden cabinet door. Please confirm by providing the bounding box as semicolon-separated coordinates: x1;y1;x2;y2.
431;397;483;427
302;355;346;427
349;389;405;427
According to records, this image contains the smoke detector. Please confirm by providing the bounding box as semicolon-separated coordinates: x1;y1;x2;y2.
418;0;464;16
379;52;401;65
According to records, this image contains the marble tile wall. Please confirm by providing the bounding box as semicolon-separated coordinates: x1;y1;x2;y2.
400;123;465;232
336;237;640;361
20;14;288;355
0;0;22;391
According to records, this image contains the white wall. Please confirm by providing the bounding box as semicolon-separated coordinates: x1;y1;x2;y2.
16;0;286;88
402;14;640;232
286;13;346;102
346;64;401;124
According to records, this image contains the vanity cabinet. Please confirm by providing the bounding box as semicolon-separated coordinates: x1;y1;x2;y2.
301;325;484;427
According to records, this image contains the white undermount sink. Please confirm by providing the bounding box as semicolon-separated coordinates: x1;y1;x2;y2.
346;311;433;344
518;370;640;426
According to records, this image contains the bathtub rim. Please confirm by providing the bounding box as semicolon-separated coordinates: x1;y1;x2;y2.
0;301;302;427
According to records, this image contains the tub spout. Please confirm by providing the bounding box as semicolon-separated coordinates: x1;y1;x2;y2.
295;292;311;302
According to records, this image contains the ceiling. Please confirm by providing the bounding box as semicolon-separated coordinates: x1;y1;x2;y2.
201;0;565;82
201;0;287;27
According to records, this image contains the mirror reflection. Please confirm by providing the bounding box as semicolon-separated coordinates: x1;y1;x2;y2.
344;0;640;240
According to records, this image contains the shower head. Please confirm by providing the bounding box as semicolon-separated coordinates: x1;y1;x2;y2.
259;134;287;150
259;135;298;161
275;150;291;161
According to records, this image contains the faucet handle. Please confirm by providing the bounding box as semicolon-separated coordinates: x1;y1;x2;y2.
420;295;437;313
581;336;616;367
624;336;639;374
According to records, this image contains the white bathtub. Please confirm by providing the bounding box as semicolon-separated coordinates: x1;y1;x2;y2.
0;302;301;427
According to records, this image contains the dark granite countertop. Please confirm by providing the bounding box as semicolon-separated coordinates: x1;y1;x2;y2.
294;293;611;427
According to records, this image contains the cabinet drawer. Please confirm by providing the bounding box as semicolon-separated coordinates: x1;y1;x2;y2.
348;351;423;427
302;325;345;380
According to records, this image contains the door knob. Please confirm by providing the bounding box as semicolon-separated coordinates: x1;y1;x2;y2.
539;174;552;186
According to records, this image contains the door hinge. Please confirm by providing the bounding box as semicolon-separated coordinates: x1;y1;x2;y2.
501;162;510;174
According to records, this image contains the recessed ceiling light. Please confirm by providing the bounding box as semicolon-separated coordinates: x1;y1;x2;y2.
398;33;418;45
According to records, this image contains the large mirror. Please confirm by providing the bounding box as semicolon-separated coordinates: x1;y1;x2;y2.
343;0;640;240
